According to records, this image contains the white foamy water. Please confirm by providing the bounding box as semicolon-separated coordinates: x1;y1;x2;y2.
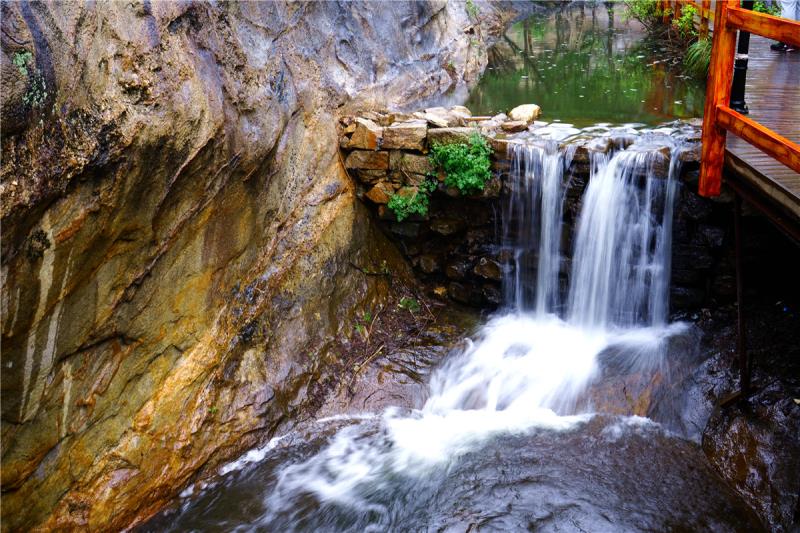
234;135;687;520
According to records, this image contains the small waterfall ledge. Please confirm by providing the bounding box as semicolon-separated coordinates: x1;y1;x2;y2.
339;106;729;316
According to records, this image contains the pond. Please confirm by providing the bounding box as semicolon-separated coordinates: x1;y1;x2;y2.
464;2;705;126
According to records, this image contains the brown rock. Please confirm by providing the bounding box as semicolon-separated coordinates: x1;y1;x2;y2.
382;120;427;150
345;150;389;170
474;257;503;281
389;151;432;175
418;254;441;274
365;182;393;204
430;217;465;235
348;117;383;150
501;120;528;133
509;103;541;123
428;127;478;146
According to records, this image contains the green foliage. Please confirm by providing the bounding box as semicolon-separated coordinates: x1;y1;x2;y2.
753;0;781;15
13;49;47;109
465;0;479;19
673;5;698;38
387;179;436;221
398;297;421;313
625;0;668;30
684;37;712;78
12;51;33;76
429;133;492;195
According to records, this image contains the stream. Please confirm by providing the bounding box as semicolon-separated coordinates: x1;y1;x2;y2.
142;5;765;532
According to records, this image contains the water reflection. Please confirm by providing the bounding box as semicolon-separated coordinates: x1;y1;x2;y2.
465;2;705;126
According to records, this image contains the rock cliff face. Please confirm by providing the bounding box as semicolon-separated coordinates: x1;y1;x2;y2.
0;2;515;530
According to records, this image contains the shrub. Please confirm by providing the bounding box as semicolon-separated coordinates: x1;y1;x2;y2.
673;5;698;38
387;180;436;221
429;133;492;194
684;37;712;77
753;0;781;15
625;0;668;31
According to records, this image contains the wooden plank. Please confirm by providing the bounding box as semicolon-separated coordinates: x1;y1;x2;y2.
726;6;800;47
717;105;800;175
698;0;737;198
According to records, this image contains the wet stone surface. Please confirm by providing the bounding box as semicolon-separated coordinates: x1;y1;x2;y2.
140;415;763;532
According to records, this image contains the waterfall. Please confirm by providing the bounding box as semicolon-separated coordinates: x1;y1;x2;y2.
217;136;688;523
506;140;679;330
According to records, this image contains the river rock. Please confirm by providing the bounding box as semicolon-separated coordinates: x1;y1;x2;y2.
348;117;384;150
382;120;427;150
501;120;528;133
509;103;541;124
345;150;390;170
473;257;502;281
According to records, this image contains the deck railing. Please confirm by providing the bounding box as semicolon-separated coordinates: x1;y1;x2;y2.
698;1;800;197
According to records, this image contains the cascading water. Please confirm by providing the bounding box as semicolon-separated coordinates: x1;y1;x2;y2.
144;135;761;532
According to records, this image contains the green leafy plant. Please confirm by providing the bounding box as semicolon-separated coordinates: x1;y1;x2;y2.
12;51;33;76
12;49;48;108
429;133;492;195
387;179;436;221
624;0;669;31
753;0;781;15
684;37;712;77
673;5;698;38
465;0;479;19
398;297;421;313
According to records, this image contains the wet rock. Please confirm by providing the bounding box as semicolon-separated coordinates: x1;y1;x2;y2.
390;222;422;238
501;120;528;133
448;281;483;305
418;254;441;274
509;103;541;124
345;150;390;170
670;286;706;309
482;284;502;305
703;389;800;531
430;217;465;236
382;120;427;150
473;257;502;281
445;259;472;280
348;118;384;150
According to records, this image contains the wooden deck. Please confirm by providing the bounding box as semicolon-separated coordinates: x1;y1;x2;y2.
725;35;800;227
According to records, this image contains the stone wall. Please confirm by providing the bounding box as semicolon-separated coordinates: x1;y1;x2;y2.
339;106;737;314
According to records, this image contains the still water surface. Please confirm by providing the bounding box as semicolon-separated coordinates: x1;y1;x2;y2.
465;3;705;126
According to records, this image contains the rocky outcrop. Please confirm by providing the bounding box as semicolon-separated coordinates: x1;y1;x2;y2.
0;1;523;530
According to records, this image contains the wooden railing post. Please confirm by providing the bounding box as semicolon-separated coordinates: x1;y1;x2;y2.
700;0;710;38
698;0;738;197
